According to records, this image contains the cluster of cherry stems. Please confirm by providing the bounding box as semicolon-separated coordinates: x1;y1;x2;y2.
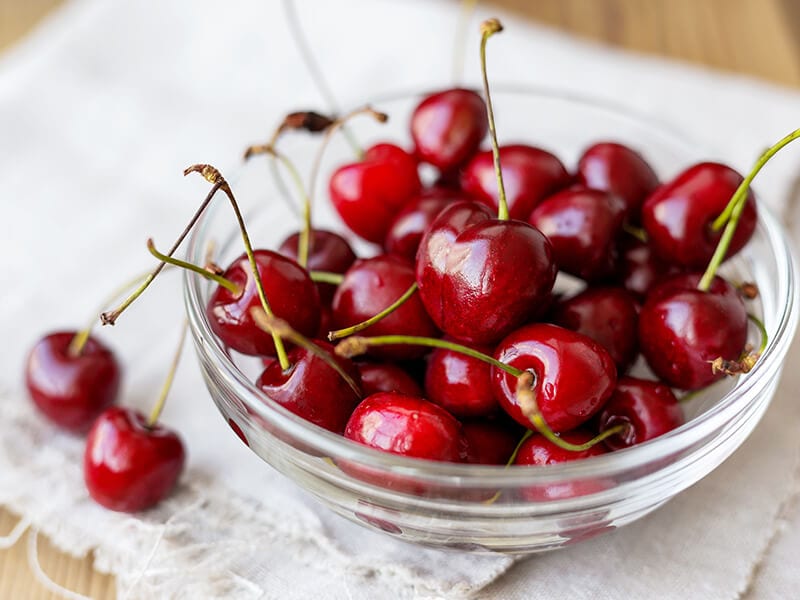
23;19;798;513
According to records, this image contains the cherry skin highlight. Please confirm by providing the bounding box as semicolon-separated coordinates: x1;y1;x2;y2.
614;237;682;299
425;340;498;418
278;229;356;304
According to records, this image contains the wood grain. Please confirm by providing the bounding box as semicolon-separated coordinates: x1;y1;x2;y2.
0;0;798;598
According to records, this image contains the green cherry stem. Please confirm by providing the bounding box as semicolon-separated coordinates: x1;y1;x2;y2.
699;128;800;292
622;222;648;243
479;18;509;221
250;308;362;398
147;239;241;295
748;312;769;357
309;270;344;285
483;429;534;505
712;312;769;376
327;283;418;341
148;320;189;427
185;164;291;371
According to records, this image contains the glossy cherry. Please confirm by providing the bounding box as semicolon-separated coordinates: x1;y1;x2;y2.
597;377;684;450
416;201;556;345
492;323;617;432
425;340;498;417
460;144;571;220
26;332;121;432
614;237;682;299
576;142;659;219
332;255;439;360
641;162;757;268
84;407;185;512
278;229;356;304
529;187;626;281
329;143;421;244
410;88;487;173
357;362;423;397
638;273;748;390
461;420;519;465
257;340;361;434
551;287;640;373
207;249;320;357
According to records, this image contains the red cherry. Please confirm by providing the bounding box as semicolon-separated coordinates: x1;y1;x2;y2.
461;421;519;465
357;362;423;397
329;143;421;244
26;332;121;432
576;142;659;219
207;249;321;357
256;340;361;434
597;377;684;450
84;407;185;512
410;88;487;172
638;273;748;390
551;287;640;373
529;187;626;281
344;392;464;462
278;229;356;304
461;144;571;220
641;162;757;268
416;201;556;345
492;323;617;432
615;238;682;299
332;255;439;360
425;340;497;417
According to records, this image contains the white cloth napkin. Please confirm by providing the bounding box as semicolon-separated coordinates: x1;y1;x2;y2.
2;0;800;598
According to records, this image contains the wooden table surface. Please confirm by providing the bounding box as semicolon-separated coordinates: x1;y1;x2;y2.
1;0;798;598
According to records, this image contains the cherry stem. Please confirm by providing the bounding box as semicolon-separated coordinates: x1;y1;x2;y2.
712;313;769;376
148;320;189;427
748;312;769;357
515;372;627;452
335;334;523;377
250;308;362;398
452;0;479;84
147;239;241;295
328;283;418;341
479;18;509;221
622;222;648;243
483;429;535;505
699;128;800;292
309;270;344;285
185;164;291;371
101;180;225;325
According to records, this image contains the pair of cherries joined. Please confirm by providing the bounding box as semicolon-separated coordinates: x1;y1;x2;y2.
24;17;797;513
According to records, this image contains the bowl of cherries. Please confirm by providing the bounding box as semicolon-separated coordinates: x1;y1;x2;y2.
30;20;795;552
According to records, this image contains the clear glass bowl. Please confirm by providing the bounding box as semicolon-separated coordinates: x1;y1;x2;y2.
183;87;798;553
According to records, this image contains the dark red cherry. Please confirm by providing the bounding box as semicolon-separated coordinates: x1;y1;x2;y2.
552;287;639;373
461;421;519;465
256;340;361;434
597;377;684;450
615;237;682;299
416;201;556;345
332;255;439;360
344;392;464;462
577;142;659;219
84;407;185;512
641;162;757;268
410;88;487;172
329;143;421;244
461;144;571;220
206;249;321;357
529;187;626;281
357;362;423;397
492;323;617;432
425;340;497;417
278;229;356;304
638;273;748;390
26;332;121;432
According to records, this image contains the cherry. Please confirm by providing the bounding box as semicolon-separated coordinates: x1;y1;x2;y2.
461;144;571;220
492;323;617;432
529;187;626;281
597;377;684;450
410;88;487;173
207;249;321;357
551;287;640;373
278;229;356;304
641;162;757;268
84;406;185;512
332;255;438;360
329;143;421;244
344;392;464;462
638;273;748;390
576;142;659;219
257;340;361;434
614;237;682;299
415;200;556;345
425;340;498;417
461;420;519;465
357;362;423;397
26;332;121;432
